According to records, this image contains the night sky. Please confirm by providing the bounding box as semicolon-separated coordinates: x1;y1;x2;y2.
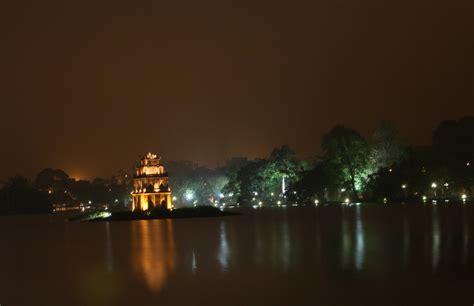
1;0;473;180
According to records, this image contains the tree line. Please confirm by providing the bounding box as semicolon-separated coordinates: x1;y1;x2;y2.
221;117;473;206
0;116;472;213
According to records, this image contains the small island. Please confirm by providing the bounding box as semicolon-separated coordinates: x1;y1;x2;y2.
70;153;240;222
72;206;239;222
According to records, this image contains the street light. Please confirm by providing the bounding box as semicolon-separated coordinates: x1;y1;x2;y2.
431;182;437;198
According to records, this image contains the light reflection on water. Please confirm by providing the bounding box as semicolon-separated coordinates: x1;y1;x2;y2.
131;220;176;293
217;222;230;271
1;204;474;305
354;205;365;271
431;206;440;272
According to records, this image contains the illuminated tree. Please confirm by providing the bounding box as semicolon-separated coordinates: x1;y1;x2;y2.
322;126;375;197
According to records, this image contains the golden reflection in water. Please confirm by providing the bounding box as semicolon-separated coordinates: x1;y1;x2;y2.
132;220;176;293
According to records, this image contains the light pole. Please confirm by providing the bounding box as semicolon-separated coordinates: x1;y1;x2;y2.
431;182;437;198
401;184;408;199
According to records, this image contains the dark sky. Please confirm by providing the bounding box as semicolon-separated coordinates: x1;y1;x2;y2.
1;0;473;180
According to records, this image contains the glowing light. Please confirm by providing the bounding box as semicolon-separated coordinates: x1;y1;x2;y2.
341;188;346;192
48;190;52;194
467;162;471;167
146;152;158;159
277;200;281;205
270;192;274;196
185;192;193;201
431;182;437;189
219;193;225;198
254;191;258;196
293;191;297;194
172;196;177;201
443;182;449;188
462;194;467;200
344;198;350;204
401;184;407;189
258;201;263;207
314;199;319;205
422;196;427;202
383;198;388;204
88;200;92;204
389;168;393;172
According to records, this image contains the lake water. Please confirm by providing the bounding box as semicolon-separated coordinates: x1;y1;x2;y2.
1;204;474;305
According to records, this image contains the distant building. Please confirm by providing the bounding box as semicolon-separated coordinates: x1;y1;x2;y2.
131;153;172;211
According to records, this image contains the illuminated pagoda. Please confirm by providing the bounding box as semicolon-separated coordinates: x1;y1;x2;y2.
131;152;172;211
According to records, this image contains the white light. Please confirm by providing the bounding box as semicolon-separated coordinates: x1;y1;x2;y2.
444;182;449;187
314;199;319;205
114;199;118;203
422;196;427;201
431;182;437;189
389;168;393;172
254;191;258;196
88;200;92;204
341;188;346;192
461;194;467;200
185;193;193;201
401;184;407;189
172;196;177;201
293;191;297;194
277;200;281;205
344;198;350;204
219;193;225;198
258;201;263;206
271;192;274;196
383;197;388;203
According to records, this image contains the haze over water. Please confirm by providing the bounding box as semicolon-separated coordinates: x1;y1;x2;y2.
1;204;473;305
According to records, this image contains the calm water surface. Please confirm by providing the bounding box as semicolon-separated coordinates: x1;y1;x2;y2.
1;204;474;305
